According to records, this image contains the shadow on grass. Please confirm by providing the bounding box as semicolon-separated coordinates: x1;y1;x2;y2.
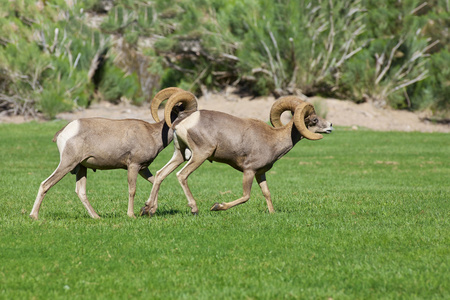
100;209;183;218
40;206;183;220
147;208;182;217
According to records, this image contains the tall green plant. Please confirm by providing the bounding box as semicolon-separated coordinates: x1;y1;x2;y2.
0;0;140;118
410;49;450;115
97;62;143;104
346;0;439;108
237;0;366;96
1;0;448;117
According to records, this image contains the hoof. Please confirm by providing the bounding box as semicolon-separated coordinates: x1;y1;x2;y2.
140;206;155;217
139;206;149;216
210;203;223;211
192;211;199;216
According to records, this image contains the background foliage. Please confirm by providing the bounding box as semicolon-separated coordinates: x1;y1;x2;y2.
0;0;448;118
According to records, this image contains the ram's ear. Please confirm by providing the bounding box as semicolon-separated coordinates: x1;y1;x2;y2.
304;115;319;125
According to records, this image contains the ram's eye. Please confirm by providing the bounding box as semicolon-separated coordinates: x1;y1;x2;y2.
312;117;318;124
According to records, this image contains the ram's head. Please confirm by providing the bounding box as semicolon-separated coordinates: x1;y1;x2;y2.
305;114;334;135
270;96;333;140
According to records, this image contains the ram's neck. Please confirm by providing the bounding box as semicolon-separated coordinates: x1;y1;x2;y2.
151;121;174;148
271;121;302;160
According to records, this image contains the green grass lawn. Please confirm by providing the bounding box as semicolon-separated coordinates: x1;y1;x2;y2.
0;121;448;299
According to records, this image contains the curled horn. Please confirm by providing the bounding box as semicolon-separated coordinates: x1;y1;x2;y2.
270;96;305;128
150;87;185;122
164;91;198;128
293;102;323;140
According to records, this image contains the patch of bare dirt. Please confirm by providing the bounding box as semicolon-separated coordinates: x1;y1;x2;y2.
1;90;449;133
322;98;449;133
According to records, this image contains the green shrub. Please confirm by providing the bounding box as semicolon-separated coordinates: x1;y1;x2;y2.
0;0;448;117
38;86;73;119
411;50;450;116
97;62;143;104
0;0;140;118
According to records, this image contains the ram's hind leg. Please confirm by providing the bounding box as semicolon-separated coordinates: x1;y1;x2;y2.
211;170;256;211
30;160;79;220
75;165;100;219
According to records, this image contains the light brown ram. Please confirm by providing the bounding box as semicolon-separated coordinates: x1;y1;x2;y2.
29;87;188;220
140;90;333;216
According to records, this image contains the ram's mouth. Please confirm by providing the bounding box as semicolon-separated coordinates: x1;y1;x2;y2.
318;126;334;134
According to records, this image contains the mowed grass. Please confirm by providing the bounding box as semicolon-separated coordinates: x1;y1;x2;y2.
0;121;448;299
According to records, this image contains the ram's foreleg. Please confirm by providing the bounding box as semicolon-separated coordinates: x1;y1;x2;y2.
210;170;256;211
124;164;143;218
141;149;185;216
75;165;100;219
256;173;275;213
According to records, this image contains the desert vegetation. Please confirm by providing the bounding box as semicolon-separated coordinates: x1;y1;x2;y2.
0;0;448;119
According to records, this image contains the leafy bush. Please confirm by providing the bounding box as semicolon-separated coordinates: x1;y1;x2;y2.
0;0;448;118
411;50;450;115
0;0;140;118
97;62;143;104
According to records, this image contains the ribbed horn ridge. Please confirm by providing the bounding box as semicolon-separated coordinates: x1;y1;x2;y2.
270;96;305;128
164;91;198;128
293;102;323;140
150;87;184;122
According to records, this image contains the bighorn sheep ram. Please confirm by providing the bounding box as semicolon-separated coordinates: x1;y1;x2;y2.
29;87;186;220
140;90;333;216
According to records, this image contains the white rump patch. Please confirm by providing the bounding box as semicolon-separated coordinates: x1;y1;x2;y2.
173;131;192;160
184;148;192;160
175;111;201;142
57;120;80;154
